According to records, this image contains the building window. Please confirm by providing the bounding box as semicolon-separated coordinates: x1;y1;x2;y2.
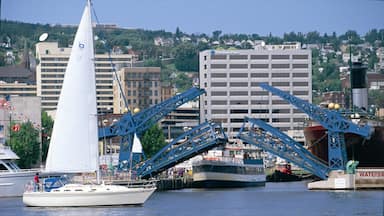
271;55;289;60
230;109;248;114
250;55;268;60
292;54;308;59
229;64;248;69
250;64;269;69
211;82;227;87
211;73;227;78
211;64;227;69
293;91;308;95
211;91;227;96
251;82;263;87
230;82;248;87
229;73;248;78
272;73;290;78
272;109;290;113
204;55;207;60
293;82;308;86
230;91;248;96
292;73;308;77
230;100;248;105
251;91;269;96
230;118;245;123
212;100;227;105
271;64;290;69
212;109;227;114
251;73;269;77
204;65;207;69
211;54;226;60
292;64;308;69
272;100;289;105
251;100;268;105
272;82;289;86
251;109;268;114
229;55;248;60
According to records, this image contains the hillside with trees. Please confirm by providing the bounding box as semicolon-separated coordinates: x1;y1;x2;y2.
1;20;384;102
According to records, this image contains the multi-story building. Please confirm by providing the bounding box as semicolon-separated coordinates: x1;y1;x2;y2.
161;101;200;140
0;96;41;145
0;82;37;97
113;67;163;114
36;42;136;112
199;47;312;138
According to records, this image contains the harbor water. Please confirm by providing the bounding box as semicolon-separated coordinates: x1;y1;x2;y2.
0;181;383;216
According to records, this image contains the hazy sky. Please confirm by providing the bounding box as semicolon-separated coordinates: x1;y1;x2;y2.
2;0;384;36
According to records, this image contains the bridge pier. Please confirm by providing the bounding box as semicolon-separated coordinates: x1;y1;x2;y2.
308;170;356;190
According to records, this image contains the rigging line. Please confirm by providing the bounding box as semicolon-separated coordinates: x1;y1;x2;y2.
91;2;130;112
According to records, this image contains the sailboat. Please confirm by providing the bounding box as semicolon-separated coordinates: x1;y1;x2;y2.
22;0;156;207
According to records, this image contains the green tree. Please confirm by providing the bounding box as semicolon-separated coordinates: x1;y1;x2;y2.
141;125;167;158
212;30;222;41
173;42;199;72
8;121;40;168
369;90;384;108
175;72;193;92
41;111;54;162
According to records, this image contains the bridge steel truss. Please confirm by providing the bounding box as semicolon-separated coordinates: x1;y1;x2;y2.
136;121;228;179
98;87;206;163
258;83;372;170
237;117;330;179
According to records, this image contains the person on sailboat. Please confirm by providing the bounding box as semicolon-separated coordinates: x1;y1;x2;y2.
33;173;40;192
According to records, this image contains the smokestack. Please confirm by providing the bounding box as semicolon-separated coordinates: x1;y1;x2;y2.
351;62;368;111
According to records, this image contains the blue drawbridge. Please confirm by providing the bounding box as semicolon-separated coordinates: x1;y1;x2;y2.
237;117;330;179
258;83;372;171
98;87;205;164
135;121;227;178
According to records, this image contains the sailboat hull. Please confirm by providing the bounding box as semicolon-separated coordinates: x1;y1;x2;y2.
22;184;156;207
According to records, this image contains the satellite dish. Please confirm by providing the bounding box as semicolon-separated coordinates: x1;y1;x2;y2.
39;33;49;42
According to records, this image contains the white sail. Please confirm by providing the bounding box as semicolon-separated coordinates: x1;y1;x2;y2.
45;1;98;173
132;133;143;153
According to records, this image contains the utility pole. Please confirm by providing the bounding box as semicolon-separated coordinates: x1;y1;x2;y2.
349;36;353;111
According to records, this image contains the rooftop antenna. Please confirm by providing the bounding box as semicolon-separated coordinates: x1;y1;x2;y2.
0;0;2;32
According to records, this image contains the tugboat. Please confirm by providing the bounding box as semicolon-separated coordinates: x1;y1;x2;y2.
266;159;302;182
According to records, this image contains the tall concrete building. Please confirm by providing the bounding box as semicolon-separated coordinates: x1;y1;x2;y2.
161;101;200;140
0;82;37;97
113;67;163;114
0;96;41;145
36;42;136;112
199;46;312;138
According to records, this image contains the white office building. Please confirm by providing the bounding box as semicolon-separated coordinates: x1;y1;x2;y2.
199;47;312;138
36;42;136;112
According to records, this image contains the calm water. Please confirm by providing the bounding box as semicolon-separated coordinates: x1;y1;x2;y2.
0;181;383;216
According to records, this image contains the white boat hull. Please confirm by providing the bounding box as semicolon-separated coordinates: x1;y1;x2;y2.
0;171;36;197
23;184;156;207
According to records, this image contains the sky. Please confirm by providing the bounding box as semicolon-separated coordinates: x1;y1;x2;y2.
2;0;384;37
